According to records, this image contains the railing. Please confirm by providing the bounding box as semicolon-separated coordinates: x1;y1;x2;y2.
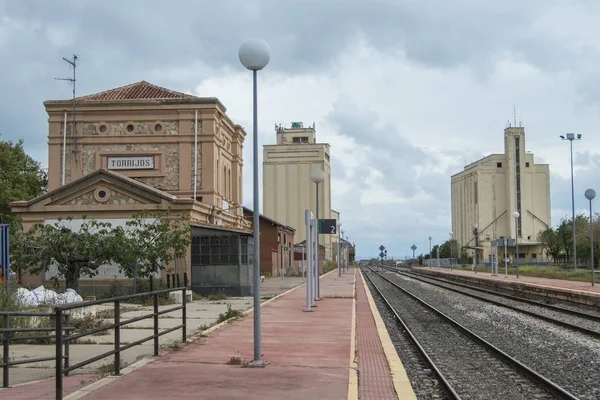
1;312;74;388
1;283;188;400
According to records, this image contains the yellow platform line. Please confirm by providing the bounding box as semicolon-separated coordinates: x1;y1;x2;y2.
360;270;417;400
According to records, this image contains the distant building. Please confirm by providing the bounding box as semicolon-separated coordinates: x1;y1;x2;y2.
242;207;295;277
263;122;335;260
451;126;551;265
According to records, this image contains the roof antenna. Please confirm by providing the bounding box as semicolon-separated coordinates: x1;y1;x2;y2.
513;105;517;128
55;55;78;154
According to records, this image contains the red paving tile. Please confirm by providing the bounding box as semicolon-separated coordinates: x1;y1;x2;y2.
2;269;402;400
355;272;397;400
416;266;600;294
77;271;356;400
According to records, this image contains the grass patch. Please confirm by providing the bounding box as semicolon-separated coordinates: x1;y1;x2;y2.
216;304;243;324
95;306;139;319
324;261;337;273
70;314;111;336
227;356;242;365
98;359;123;376
72;338;95;344
191;291;229;301
161;341;182;352
439;264;596;282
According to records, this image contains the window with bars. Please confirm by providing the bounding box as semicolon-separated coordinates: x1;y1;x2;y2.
191;233;250;265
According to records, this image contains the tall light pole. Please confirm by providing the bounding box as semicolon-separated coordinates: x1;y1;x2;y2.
585;189;596;286
449;232;454;270
428;236;432;267
337;221;342;277
513;211;520;278
239;38;270;366
560;133;582;270
473;223;478;273
310;168;324;300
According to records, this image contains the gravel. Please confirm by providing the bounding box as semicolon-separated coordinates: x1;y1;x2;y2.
412;268;600;318
365;270;556;400
381;269;600;400
400;270;600;334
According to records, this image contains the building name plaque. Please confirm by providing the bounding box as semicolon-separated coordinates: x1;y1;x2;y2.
107;156;155;170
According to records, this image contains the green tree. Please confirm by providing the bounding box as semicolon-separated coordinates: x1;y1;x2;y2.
537;228;562;263
112;209;191;280
0;140;47;229
438;239;458;259
12;217;115;291
12;210;192;292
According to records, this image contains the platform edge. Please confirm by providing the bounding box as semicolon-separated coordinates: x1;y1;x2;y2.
360;270;417;400
348;269;359;400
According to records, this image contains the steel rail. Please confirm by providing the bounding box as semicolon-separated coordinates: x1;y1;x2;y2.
367;267;580;400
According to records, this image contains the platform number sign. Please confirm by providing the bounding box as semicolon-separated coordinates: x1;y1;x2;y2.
318;219;337;234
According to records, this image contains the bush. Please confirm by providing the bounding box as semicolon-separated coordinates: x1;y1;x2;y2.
324;261;337;272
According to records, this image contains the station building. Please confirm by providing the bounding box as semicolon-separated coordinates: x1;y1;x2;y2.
451;125;551;265
10;81;277;296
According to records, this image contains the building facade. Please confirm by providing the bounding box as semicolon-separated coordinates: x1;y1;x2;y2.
12;81;258;295
451;126;551;265
243;207;295;277
263;122;334;260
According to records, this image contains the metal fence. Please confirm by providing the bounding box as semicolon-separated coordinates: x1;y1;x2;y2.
423;258;458;267
1;282;188;399
1;311;73;389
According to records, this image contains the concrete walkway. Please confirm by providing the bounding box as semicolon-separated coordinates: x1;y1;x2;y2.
3;270;417;399
1;276;304;395
414;266;600;294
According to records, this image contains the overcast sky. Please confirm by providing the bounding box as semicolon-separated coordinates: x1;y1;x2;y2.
1;0;600;259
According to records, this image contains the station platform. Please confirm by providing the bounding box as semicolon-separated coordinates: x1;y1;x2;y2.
3;268;416;400
413;266;600;308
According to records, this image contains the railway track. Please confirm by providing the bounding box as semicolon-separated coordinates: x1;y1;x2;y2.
362;266;580;400
383;266;600;339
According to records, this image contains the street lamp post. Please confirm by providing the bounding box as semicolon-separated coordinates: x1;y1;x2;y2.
428;236;432;267
513;211;520;278
449;232;454;270
560;133;582;270
337;221;342;277
473;223;478;273
239;38;270;366
585;189;596;286
310;168;324;300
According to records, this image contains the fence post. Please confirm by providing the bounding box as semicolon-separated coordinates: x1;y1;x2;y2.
153;293;159;356
184;272;188;287
149;276;154;292
55;308;63;400
64;314;70;376
3;314;9;388
114;300;120;375
182;288;187;342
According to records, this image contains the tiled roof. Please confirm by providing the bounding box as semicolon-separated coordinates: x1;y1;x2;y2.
76;81;197;101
